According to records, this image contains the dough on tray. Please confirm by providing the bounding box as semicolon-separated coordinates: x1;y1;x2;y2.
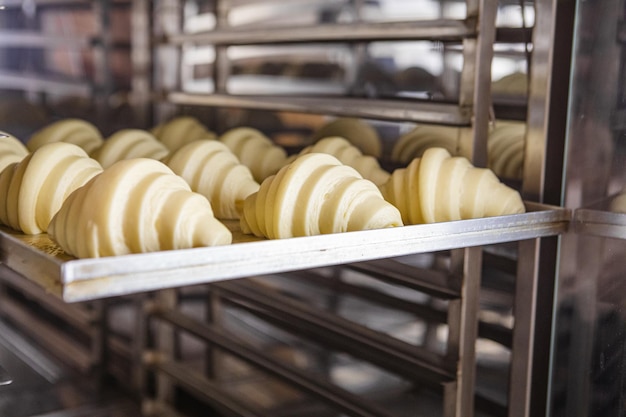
27;118;104;155
0;142;103;234
220;127;288;183
488;122;525;180
0;131;29;172
92;129;170;168
152;116;216;152
311;117;382;158
380;147;525;225
163;140;260;219
240;153;403;239
48;158;232;258
294;136;390;186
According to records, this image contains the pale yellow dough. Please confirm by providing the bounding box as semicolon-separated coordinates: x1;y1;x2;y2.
380;147;525;225
241;153;403;239
152;116;216;152
48;158;232;258
163;140;260;219
0;131;29;172
311;118;382;157
220;127;288;183
488;122;525;179
0;142;103;234
294;136;390;186
92;129;170;168
392;124;462;164
27;118;104;155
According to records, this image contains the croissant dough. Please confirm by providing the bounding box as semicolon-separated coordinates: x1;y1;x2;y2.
163;140;260;219
311;118;382;157
92;129;170;168
220;127;288;183
392;125;461;164
0;142;103;234
48;158;232;258
488;122;525;179
241;153;403;239
27;118;104;155
0;131;29;172
380;147;525;224
152;116;216;152
295;137;390;186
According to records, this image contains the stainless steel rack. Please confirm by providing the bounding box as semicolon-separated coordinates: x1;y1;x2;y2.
0;1;574;417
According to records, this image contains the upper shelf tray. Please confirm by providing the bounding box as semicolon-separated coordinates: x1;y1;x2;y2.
0;202;569;303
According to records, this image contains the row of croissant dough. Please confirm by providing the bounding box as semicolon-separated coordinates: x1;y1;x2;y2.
0;117;525;258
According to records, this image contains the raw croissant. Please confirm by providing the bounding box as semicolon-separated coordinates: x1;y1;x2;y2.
241;153;403;239
92;129;170;168
391;124;461;164
295;136;390;186
0;142;103;234
311;118;382;157
152;116;216;152
380;147;525;224
220;127;288;183
0;131;29;172
48;158;232;258
27;118;104;155
163;140;260;219
488;122;525;179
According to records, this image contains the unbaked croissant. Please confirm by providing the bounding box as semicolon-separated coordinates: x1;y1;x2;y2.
0;131;29;172
391;124;461;164
241;153;403;239
152;116;216;152
0;142;103;234
295;136;390;186
220;127;288;183
27;118;104;155
488;122;525;179
380;147;525;224
311;118;382;157
48;158;232;258
163;140;260;219
92;129;170;168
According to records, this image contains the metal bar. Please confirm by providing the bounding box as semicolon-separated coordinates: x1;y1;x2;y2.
0;296;93;372
165;19;474;46
130;0;153;127
347;259;462;299
0;264;95;333
154;308;399;417
215;280;454;385
167;91;472;125
155;290;178;405
0;70;91;96
148;359;269;417
0;30;90;48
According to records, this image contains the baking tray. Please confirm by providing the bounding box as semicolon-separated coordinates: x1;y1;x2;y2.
0;202;569;303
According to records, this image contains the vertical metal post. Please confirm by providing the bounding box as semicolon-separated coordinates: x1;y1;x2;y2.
211;0;230;133
92;0;113;129
131;0;153;128
155;289;179;407
445;247;482;417
205;286;223;380
459;0;497;167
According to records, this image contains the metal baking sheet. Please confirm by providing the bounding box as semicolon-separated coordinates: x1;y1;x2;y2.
0;203;569;303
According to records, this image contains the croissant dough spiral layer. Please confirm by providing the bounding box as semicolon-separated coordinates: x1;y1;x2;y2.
27;118;104;155
92;129;170;168
0;142;103;234
152;116;216;152
241;153;403;239
220;127;288;183
311;118;382;157
163;140;260;219
380;147;525;225
48;158;232;258
0;131;29;172
295;137;390;186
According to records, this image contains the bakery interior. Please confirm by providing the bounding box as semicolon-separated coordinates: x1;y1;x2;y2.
0;0;624;416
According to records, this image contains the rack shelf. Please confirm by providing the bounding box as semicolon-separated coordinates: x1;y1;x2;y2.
573;196;626;239
0;203;568;303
